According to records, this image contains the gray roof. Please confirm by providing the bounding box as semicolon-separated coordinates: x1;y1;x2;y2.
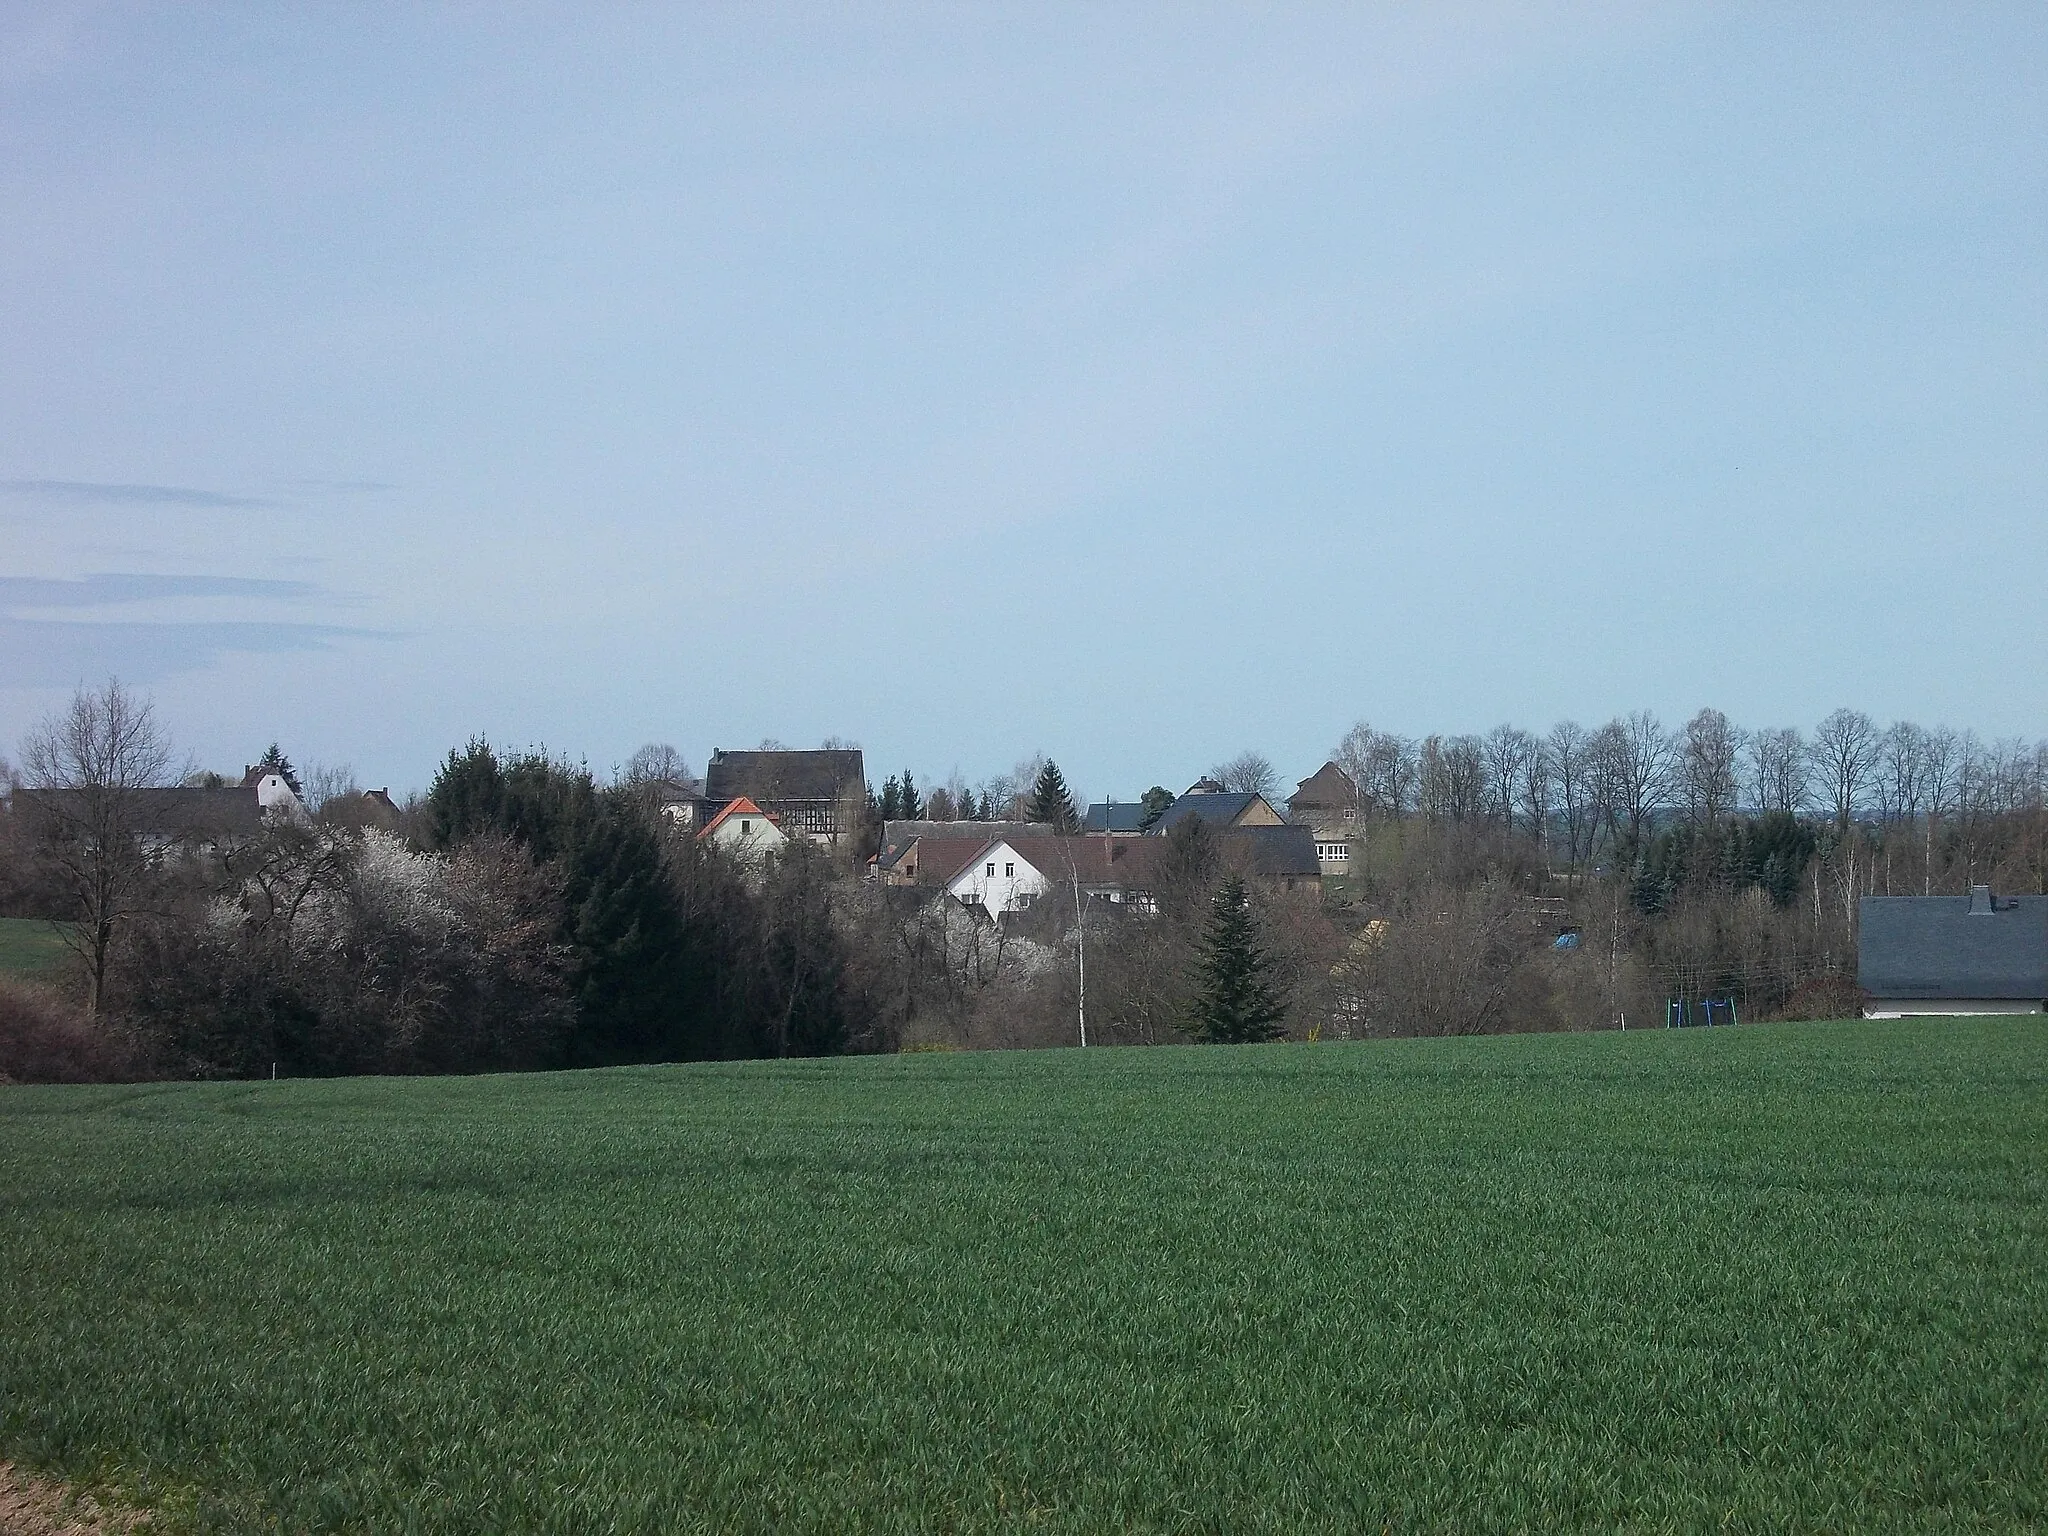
14;785;267;839
1859;890;2048;1000
1152;792;1265;833
704;749;864;804
1223;824;1322;878
1083;802;1151;833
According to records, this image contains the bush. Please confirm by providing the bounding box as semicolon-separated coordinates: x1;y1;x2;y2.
0;974;152;1083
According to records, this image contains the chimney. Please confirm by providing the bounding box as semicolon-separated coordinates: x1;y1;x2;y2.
1967;884;1995;916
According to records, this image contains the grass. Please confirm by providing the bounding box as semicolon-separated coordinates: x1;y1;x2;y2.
1;1019;2043;1533
0;917;70;976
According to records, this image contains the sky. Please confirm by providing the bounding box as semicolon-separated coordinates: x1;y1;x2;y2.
2;3;2043;804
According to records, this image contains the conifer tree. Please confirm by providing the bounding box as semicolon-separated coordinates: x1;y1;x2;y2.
976;789;995;821
899;770;923;820
1182;875;1287;1043
255;741;304;799
879;775;901;820
1027;759;1078;833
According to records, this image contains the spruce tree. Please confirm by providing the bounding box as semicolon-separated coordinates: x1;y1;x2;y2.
976;789;995;821
1182;875;1287;1043
879;775;901;820
899;769;923;820
1027;759;1078;833
255;741;304;799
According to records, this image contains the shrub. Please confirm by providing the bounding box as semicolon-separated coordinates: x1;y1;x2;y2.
0;974;151;1083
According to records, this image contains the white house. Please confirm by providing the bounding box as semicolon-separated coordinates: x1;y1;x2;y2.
696;796;787;863
946;838;1050;919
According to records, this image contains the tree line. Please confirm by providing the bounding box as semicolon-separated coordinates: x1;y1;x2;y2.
2;684;2043;1081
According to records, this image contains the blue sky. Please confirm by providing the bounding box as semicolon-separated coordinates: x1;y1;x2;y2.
2;4;2042;802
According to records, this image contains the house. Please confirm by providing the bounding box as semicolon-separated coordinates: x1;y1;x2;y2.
1221;824;1324;896
702;748;865;843
13;783;290;855
878;834;1004;891
934;826;1318;920
874;821;1049;886
1150;792;1285;835
321;787;402;832
696;796;787;862
945;835;1169;919
238;766;310;818
1859;887;2048;1017
1081;801;1153;836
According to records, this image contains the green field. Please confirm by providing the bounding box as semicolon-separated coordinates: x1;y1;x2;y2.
2;1021;2044;1533
0;916;70;975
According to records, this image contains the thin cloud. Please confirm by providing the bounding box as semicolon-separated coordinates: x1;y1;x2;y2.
0;619;400;688
0;479;271;510
0;574;327;609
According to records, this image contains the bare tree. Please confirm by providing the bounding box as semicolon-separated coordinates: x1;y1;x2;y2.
1546;721;1595;867
1744;727;1808;816
1591;712;1674;851
1678;708;1740;827
1333;722;1416;819
1809;708;1878;833
624;743;698;792
1917;725;1961;894
1519;735;1554;862
301;761;361;813
19;680;175;1014
1481;725;1537;834
1209;750;1278;798
1417;735;1485;824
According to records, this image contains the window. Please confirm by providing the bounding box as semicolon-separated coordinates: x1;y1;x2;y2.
1004;862;1015;877
740;819;751;834
986;863;996;878
1342;808;1357;821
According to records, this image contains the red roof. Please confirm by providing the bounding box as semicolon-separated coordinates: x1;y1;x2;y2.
696;796;778;840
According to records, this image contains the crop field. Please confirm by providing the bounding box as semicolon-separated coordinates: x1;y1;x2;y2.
0;918;69;976
2;1019;2044;1533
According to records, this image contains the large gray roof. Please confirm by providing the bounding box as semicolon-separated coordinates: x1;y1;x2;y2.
1223;824;1322;878
1859;891;2048;1000
1083;802;1152;833
1152;792;1266;833
704;749;864;804
13;785;267;839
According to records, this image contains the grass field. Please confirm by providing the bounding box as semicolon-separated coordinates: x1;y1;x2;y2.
2;1020;2044;1533
0;917;70;976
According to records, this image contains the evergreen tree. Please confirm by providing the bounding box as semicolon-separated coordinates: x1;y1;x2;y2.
899;770;923;820
1182;876;1287;1044
879;775;901;821
255;742;304;799
976;789;995;821
426;738;506;848
1027;759;1078;833
1139;785;1176;830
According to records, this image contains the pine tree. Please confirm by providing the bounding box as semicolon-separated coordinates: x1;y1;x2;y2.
899;770;923;821
1027;759;1078;833
1139;785;1176;830
879;775;901;820
1182;875;1288;1043
256;741;304;799
976;789;995;821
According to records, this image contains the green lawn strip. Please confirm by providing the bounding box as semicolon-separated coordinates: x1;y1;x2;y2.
0;1020;2043;1532
0;916;71;976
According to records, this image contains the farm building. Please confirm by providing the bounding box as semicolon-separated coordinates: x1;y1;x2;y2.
1858;887;2048;1018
